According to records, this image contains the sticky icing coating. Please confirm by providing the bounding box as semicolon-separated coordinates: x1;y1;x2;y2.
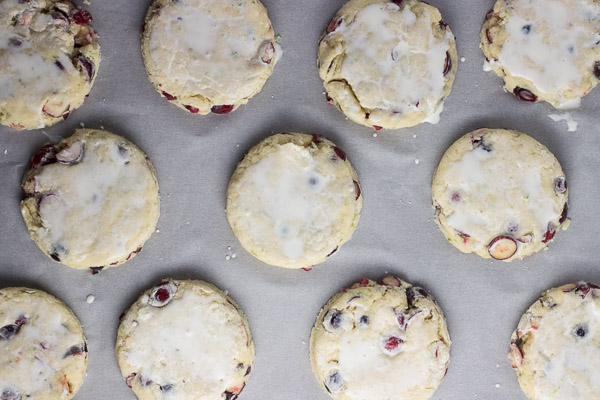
0;287;87;400
226;133;362;269
432;128;569;261
481;0;600;109
310;277;450;400
142;0;279;115
116;279;254;400
0;0;100;130
20;129;160;270
510;282;600;399
318;0;457;130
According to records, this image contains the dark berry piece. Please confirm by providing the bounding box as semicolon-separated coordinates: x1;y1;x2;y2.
211;104;234;114
260;41;275;64
63;343;87;358
160;384;173;392
184;104;199;113
56;141;84;165
326;17;342;34
594;61;600;80
359;315;369;326
70;9;92;25
439;20;447;30
8;37;23;47
450;191;461;203
521;24;532;34
245;365;252;376
0;324;20;340
148;281;178;307
443;51;451;76
383;336;403;351
73;55;94;82
14;315;27;326
326;247;338;257
29;144;57;169
90;266;104;275
488;236;518;260
513;87;537;102
541;223;556;243
332;146;346;161
1;389;20;400
51;10;70;29
312;134;323;144
161;91;176;101
392;0;403;5
559;204;568;224
125;373;137;388
486;28;493;43
50;252;61;262
573;324;588;338
55;60;65;71
554;176;567;194
353;180;361;200
329;310;342;328
325;371;343;393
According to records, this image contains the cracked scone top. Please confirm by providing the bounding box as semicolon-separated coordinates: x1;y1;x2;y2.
226;133;362;269
116;280;254;400
20;129;160;271
510;282;600;399
481;0;600;109
142;0;279;115
0;0;100;130
432;128;568;261
318;0;457;130
310;277;450;400
0;287;88;400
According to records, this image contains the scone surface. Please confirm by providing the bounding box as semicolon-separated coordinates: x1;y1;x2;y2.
509;282;600;399
481;0;600;108
142;0;278;115
0;0;100;130
20;129;160;271
318;0;457;130
432;128;568;261
310;277;450;400
116;279;254;400
226;133;362;269
0;287;88;400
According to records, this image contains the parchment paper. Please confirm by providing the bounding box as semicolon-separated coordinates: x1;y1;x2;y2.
1;0;599;399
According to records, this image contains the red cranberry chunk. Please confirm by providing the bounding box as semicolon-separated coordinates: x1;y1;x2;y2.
29;143;57;169
161;91;176;101
486;28;493;43
541;223;556;243
51;10;70;29
384;336;403;351
373;125;383;131
125;373;136;388
211;104;234;114
326;247;338;257
63;343;87;358
148;281;178;307
559;203;568;224
260;41;275;64
1;389;20;400
594;61;600;80
89;266;104;275
184;104;199;113
381;276;401;286
353;180;361;200
42;100;70;119
326;17;342;34
0;324;20;340
513;87;537;102
392;0;403;5
73;55;94;82
443;51;451;76
56;140;83;165
70;8;92;25
332;146;346;161
573;324;588;338
554;176;567;194
488;236;518;260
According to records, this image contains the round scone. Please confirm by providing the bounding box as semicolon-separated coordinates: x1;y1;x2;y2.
481;0;600;109
0;0;100;130
432;128;569;261
226;133;362;269
0;287;88;399
310;276;450;400
510;282;600;399
20;129;160;272
318;0;457;130
116;279;254;400
142;0;279;115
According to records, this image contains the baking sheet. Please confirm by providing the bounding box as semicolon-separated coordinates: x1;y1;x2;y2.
1;0;600;399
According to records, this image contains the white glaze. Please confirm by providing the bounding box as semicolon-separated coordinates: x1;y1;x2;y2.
548;112;578;132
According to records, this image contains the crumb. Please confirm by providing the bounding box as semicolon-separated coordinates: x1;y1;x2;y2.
86;295;95;304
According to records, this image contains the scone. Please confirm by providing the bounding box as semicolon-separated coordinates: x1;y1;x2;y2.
0;0;100;130
481;0;600;109
432;128;568;261
116;279;254;400
20;129;160;272
318;0;457;130
510;282;600;399
0;287;88;400
226;133;362;270
141;0;279;115
310;277;450;400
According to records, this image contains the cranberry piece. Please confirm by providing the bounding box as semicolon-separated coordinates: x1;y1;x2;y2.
326;247;338;257
541;223;556;243
439;19;447;30
594;61;600;80
359;315;369;326
125;373;136;388
0;324;20;340
381;276;401;287
312;134;324;144
42;100;70;119
50;252;61;262
332;146;346;161
353;180;361;200
301;266;313;271
260;41;275;64
244;365;252;376
90;266;104;275
486;28;493;43
559;203;568;224
8;37;23;47
63;343;87;358
74;25;95;46
509;341;524;367
554;176;567;194
521;24;532;35
224;384;245;400
184;104;199;113
29;143;57;169
396;309;421;330
141;21;146;33
485;9;494;20
575;282;598;298
70;9;92;25
573;324;588;338
51;10;70;29
506;221;519;235
406;287;429;306
211;104;234;114
14;315;27;327
392;0;403;5
148;281;178;307
160;384;173;392
373;125;383;131
1;389;20;400
161;91;176;101
326;17;342;34
443;51;451;76
450;191;461;203
73;55;94;82
325;371;343;393
488;236;518;260
155;288;170;303
56;140;84;165
328;310;343;328
384;336;402;351
55;60;66;71
513;87;537;102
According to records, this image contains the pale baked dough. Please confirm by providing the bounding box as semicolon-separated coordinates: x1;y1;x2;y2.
226;133;362;269
0;287;87;400
510;282;600;399
310;277;450;400
318;0;457;130
20;129;160;271
432;128;568;261
116;279;254;400
481;0;600;109
141;0;279;115
0;0;100;130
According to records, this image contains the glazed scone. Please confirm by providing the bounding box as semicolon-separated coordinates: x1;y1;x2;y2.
481;0;600;109
226;133;362;270
310;277;450;400
510;282;600;399
0;287;88;400
432;128;568;261
0;0;100;130
318;0;457;130
20;129;160;271
116;279;254;400
142;0;279;115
